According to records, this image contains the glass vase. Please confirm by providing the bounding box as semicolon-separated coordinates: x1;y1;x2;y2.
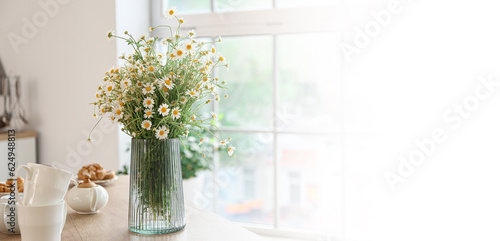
128;138;186;234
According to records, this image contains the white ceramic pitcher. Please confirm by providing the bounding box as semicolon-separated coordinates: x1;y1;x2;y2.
15;163;73;206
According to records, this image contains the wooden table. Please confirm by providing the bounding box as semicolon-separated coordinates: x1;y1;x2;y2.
0;175;265;241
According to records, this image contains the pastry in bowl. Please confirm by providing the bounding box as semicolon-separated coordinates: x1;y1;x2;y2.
0;177;24;193
77;163;116;181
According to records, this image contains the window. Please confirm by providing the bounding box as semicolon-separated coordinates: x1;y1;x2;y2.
149;0;344;237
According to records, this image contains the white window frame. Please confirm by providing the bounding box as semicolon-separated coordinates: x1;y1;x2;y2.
151;1;346;239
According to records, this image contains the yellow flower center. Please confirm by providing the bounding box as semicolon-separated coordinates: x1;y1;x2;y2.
164;87;168;91
147;111;151;116
190;91;195;95
161;107;167;113
96;93;99;98
186;44;192;50
137;82;142;87
146;86;152;91
173;110;179;115
116;110;121;115
144;47;150;52
170;53;175;58
107;86;112;91
177;50;183;56
120;102;124;106
159;131;165;135
212;48;215;53
145;123;150;128
169;10;174;15
165;79;171;85
181;98;186;102
148;66;154;71
219;56;224;61
147;100;152;105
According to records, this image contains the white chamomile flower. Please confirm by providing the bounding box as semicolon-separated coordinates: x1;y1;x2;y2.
210;112;217;119
155;126;169;140
217;35;222;42
162;37;173;45
98;105;108;116
141;120;152;130
106;30;115;40
184;41;195;53
190;115;196;121
142;82;156;95
224;94;228;99
188;29;196;38
112;106;124;118
144;109;154;119
120;79;131;89
104;82;115;94
158;104;170;116
227;147;236;156
171;107;181;120
172;48;185;60
199;138;206;145
186;89;199;97
162;77;175;90
217;54;225;63
220;139;229;146
183;130;189;136
180;97;187;103
143;97;155;108
215;94;220;101
132;132;136;137
165;7;177;19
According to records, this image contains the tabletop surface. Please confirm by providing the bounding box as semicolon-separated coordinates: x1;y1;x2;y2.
0;175;265;241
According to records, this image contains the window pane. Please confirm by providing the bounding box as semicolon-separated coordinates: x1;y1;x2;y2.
278;134;341;233
275;0;339;8
216;132;274;226
277;33;342;132
214;0;272;12
164;0;211;14
217;36;273;129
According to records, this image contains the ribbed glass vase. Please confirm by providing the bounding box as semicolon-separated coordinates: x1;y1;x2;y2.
128;138;186;234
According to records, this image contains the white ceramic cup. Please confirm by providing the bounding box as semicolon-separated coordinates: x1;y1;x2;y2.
15;163;73;206
0;203;20;234
16;201;67;241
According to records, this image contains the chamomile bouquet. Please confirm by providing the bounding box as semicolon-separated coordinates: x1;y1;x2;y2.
90;8;235;156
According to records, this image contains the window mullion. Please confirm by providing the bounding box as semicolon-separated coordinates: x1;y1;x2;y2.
272;34;279;230
211;36;219;213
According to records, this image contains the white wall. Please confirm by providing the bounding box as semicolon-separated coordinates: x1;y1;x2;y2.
0;0;118;173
